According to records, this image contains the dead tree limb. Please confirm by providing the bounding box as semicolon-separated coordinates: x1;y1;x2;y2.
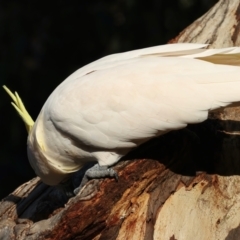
1;0;240;239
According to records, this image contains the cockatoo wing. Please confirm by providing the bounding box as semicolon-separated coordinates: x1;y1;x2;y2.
41;44;240;166
61;43;240;82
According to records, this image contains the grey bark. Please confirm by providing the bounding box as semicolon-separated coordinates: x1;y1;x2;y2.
1;0;240;239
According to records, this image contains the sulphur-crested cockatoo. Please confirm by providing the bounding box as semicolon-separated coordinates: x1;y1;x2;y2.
4;43;240;195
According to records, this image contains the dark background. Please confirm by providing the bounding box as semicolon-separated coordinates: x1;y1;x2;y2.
0;0;218;199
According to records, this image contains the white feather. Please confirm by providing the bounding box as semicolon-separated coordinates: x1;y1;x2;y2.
27;43;240;185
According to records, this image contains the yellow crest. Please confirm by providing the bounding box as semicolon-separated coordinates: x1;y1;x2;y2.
3;85;34;133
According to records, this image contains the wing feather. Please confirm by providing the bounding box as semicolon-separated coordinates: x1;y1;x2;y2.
47;54;240;151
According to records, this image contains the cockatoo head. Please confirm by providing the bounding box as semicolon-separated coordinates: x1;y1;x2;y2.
3;86;71;186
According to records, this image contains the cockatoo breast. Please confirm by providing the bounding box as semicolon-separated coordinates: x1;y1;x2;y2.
27;110;96;185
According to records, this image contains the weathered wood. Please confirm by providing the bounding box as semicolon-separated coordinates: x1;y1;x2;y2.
170;0;240;48
1;0;240;239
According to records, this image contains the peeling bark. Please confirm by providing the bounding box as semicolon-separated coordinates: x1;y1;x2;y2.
1;0;240;239
170;0;240;48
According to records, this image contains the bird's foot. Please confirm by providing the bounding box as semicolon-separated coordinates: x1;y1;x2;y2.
57;177;75;198
74;164;118;195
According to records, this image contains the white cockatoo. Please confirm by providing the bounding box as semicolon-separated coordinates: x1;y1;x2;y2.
4;43;240;195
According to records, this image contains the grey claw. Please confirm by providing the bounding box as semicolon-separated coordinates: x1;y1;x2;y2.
73;186;81;195
58;178;75;198
74;164;118;195
108;168;119;181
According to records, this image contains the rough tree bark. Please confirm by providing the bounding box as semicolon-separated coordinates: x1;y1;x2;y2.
1;0;240;239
